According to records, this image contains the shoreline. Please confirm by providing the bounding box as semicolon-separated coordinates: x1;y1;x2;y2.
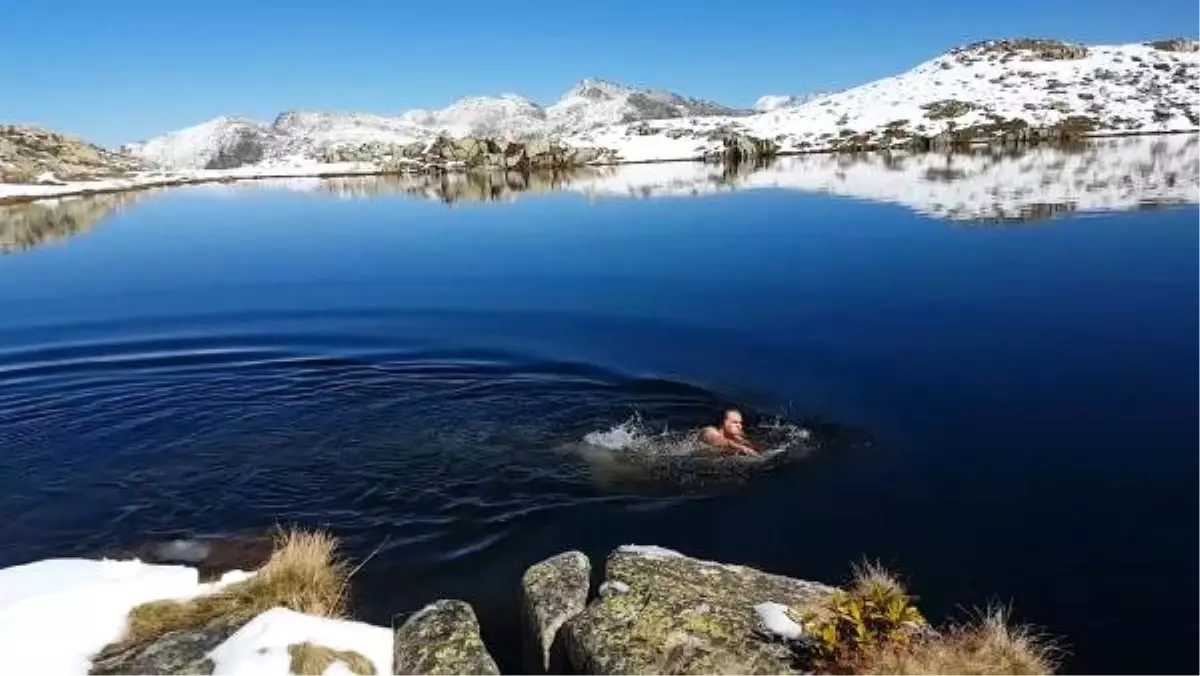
2;128;1195;206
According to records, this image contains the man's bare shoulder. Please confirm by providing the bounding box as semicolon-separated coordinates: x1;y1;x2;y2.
700;426;726;445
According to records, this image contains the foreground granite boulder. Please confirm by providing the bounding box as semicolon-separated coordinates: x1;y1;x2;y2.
521;551;591;672
89;611;253;675
563;545;835;675
393;600;499;675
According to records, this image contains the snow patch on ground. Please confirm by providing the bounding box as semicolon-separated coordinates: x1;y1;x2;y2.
754;601;804;640
0;558;251;674
207;608;392;676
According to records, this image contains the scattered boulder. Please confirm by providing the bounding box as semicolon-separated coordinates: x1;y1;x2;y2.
951;38;1088;61
920;99;976;120
393;600;499;675
563;545;835;675
705;132;779;164
521;551;591;673
1147;38;1199;52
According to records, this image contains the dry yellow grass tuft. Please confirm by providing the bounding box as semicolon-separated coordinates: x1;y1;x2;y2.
853;606;1061;675
848;559;909;598
101;528;347;660
287;641;375;675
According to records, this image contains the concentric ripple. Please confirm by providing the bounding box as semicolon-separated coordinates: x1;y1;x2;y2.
0;311;826;572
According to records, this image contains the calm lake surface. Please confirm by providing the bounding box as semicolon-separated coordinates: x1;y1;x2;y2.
1;136;1196;673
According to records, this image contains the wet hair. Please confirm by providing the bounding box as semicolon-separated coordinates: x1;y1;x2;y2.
721;407;742;423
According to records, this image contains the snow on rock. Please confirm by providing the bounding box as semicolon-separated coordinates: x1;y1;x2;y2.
207;607;392;676
754;601;804;640
121;116;285;171
409;94;548;139
0;558;250;674
545;78;745;133
616;544;685;559
754;92;835;112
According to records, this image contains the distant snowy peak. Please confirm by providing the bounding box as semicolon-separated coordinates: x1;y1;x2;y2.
417;94;547;139
547;78;745;130
754;92;835;112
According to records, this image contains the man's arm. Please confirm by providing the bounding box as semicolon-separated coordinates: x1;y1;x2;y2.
702;428;757;455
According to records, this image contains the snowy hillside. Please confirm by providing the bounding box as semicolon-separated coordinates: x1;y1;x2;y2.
754;92;835;112
563;39;1200;161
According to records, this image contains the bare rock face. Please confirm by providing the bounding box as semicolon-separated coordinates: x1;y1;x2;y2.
392;600;499;675
563;545;835;675
0;125;146;183
520;551;591;672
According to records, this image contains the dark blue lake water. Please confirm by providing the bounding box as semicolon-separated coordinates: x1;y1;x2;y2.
1;138;1196;673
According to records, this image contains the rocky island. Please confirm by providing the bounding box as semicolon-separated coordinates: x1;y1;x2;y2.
1;37;1196;204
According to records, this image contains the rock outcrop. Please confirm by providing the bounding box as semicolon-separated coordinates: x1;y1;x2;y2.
951;38;1089;62
521;551;590;672
705;131;780;164
562;546;835;675
0;125;145;183
1147;38;1199;53
321;137;618;173
393;600;499;675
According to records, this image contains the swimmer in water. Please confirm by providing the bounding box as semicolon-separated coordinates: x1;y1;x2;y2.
701;408;758;456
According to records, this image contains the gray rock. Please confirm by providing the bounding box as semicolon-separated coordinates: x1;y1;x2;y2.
89;611;252;675
563;546;835;675
393;600;499;675
705;132;779;164
203;127;270;170
521;551;591;673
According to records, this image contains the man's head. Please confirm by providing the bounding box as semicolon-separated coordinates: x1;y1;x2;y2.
720;408;745;438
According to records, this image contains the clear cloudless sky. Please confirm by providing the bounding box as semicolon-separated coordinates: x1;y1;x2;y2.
4;0;1197;146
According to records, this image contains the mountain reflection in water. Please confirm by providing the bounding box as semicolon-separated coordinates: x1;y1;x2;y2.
3;134;1195;252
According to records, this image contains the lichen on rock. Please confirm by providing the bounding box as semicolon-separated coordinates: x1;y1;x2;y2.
521;550;591;672
563;546;835;675
392;600;499;675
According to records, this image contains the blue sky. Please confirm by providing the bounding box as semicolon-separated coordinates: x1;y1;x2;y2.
4;0;1196;146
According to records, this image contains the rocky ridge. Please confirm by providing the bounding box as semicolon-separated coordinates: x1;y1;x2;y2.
0;125;147;183
2;37;1197;203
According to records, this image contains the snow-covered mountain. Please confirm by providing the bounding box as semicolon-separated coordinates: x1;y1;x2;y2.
564;38;1199;161
125;79;743;169
47;37;1200;177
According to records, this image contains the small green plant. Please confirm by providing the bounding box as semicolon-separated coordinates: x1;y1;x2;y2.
803;562;928;665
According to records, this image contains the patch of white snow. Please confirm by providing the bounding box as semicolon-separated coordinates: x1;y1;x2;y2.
754;601;804;640
207;607;392;676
